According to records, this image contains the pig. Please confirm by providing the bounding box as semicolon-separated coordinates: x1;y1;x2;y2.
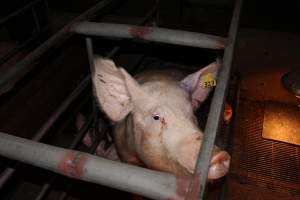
90;57;230;180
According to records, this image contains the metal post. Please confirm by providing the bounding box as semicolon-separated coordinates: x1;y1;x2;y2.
0;0;120;95
0;132;181;200
188;0;243;199
72;22;226;50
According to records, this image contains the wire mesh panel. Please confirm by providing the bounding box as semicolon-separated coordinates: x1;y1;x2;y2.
234;99;300;198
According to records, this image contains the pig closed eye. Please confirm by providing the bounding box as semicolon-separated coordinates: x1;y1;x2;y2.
153;114;160;121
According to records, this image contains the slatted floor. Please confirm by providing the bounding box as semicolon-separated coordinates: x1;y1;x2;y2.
231;99;300;198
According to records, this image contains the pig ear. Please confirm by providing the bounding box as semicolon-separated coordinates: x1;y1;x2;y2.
180;60;221;110
92;57;144;122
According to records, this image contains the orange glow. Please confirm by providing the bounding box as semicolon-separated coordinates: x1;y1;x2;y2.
263;102;300;146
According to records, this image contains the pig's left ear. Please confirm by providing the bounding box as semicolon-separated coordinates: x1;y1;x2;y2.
180;60;221;110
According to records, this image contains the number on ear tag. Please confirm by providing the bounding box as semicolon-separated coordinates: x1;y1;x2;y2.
202;73;217;88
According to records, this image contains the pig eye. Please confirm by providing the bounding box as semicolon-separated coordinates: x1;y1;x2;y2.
153;114;160;121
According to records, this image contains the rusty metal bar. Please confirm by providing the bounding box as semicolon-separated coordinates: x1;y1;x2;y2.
34;114;93;200
32;7;156;197
191;0;243;199
0;75;90;189
0;0;120;95
72;22;226;50
0;131;181;200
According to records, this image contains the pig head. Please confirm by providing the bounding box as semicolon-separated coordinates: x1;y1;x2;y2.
91;57;230;180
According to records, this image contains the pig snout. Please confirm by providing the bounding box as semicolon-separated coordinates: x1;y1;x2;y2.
177;134;230;180
208;150;230;180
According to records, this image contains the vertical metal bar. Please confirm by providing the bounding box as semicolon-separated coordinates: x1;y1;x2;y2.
31;7;41;35
219;76;240;200
189;0;243;199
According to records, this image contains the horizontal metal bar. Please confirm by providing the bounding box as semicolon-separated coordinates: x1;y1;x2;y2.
0;75;90;189
34;114;93;200
192;0;243;199
72;22;226;50
0;132;183;200
0;0;43;25
0;0;118;95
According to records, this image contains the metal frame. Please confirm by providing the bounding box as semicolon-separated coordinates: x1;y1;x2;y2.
193;0;242;198
0;0;119;95
0;0;47;65
0;0;243;199
72;22;226;49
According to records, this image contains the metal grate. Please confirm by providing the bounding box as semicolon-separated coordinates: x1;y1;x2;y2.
238;99;300;197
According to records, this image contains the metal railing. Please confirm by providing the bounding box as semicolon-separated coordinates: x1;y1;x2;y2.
0;0;243;199
0;0;48;65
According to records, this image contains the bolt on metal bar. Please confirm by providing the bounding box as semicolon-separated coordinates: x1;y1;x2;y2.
0;0;119;95
72;22;226;50
0;75;90;189
190;0;243;199
0;132;180;200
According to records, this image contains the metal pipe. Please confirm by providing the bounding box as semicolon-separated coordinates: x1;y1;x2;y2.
0;0;119;95
72;22;226;50
189;0;243;199
34;114;93;200
0;75;90;189
0;0;43;25
0;132;182;200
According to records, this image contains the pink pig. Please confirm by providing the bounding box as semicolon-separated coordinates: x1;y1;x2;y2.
89;57;230;180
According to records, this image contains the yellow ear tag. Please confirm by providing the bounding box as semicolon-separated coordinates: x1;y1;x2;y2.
202;73;217;88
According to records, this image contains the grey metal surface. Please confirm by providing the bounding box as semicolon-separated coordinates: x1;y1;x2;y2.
0;132;178;200
192;0;243;199
0;0;118;95
72;22;226;50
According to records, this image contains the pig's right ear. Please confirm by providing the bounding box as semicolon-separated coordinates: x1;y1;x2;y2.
180;60;221;110
92;58;143;122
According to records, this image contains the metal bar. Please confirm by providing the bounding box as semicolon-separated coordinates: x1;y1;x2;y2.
31;7;41;34
0;34;38;65
219;76;240;200
57;119;111;200
0;0;43;25
189;0;243;199
0;0;119;95
72;22;226;50
0;132;180;200
34;115;93;200
0;75;90;189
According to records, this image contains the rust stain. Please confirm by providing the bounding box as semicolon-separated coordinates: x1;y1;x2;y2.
218;37;227;49
58;150;88;179
129;26;153;39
